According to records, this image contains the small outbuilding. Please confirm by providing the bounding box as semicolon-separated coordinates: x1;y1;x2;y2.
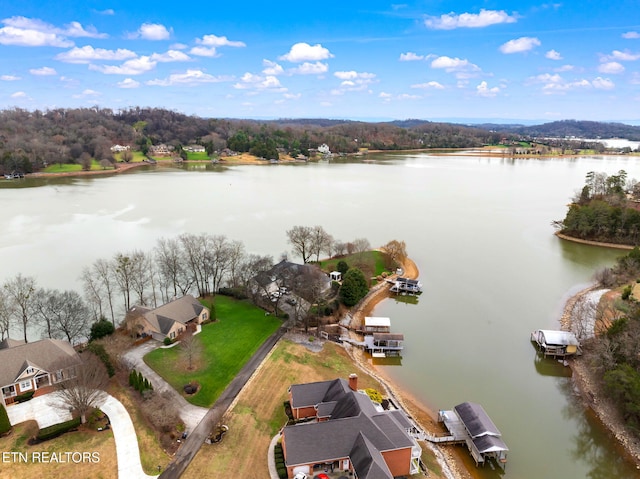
530;329;580;358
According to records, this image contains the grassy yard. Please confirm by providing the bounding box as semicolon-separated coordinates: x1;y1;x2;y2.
186;151;210;161
184;339;449;479
0;419;117;479
42;159;113;173
144;296;281;407
183;340;383;478
319;250;391;277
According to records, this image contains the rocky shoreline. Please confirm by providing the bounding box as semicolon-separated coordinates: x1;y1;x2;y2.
564;285;640;468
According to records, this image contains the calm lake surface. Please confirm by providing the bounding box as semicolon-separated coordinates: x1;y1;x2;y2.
2;153;640;478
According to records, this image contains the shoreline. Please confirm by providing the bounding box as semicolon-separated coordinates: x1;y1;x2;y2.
343;256;471;479
555;232;636;251
17;149;638;181
563;285;640;468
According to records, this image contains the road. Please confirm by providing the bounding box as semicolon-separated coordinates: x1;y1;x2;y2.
159;325;287;479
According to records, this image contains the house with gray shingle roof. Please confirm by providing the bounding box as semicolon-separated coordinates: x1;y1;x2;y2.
125;294;209;341
0;338;81;407
282;374;421;479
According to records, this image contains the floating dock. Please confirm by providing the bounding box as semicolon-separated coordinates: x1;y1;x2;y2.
388;277;423;295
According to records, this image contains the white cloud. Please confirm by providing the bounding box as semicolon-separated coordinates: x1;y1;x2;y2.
598;61;625;74
117;78;140;89
262;60;284;76
399;52;424;61
430;56;480;78
554;64;574;72
233;73;286;91
425;9;517;30
291;62;328;75
332;71;376;93
148;69;231;86
10;91;28;98
135;23;171;40
528;73;606;94
0;26;73;47
545;49;562;60
95;9;114;15
279;42;333;62
379;92;392;98
30;66;56;76
1;75;20;81
64;21;107;39
411;81;445;89
195;34;245;48
283;93;301;100
89;56;157;75
72;89;100;98
55;45;137;63
190;46;218;57
476;81;500;97
150;50;190;62
622;31;640;39
592;77;615;90
499;36;541;54
602;49;640;61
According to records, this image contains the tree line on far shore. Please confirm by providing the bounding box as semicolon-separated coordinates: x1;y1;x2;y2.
0;226;406;344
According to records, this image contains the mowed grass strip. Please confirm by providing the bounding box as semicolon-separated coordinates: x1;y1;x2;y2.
144;296;281;407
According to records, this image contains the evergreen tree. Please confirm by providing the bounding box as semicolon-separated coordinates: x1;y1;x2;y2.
339;268;369;307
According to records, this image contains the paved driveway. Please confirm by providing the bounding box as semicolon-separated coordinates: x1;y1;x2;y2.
122;340;208;432
7;395;73;429
7;392;153;479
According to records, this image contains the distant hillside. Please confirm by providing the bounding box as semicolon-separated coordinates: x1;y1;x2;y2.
508;120;640;140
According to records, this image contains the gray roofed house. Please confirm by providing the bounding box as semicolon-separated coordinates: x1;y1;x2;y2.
125;294;209;341
0;338;81;407
282;374;421;479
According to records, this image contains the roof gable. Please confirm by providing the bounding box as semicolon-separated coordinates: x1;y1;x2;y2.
454;402;502;438
0;339;80;388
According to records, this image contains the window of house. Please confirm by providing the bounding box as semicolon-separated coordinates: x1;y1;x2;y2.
2;385;15;397
54;370;64;382
170;331;175;339
202;312;208;320
19;380;32;392
25;367;34;374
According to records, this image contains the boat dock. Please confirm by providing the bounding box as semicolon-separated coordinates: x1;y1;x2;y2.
531;329;580;358
387;277;423;295
433;402;508;468
340;316;404;358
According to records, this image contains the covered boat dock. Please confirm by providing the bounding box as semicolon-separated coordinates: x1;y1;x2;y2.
436;402;508;468
531;329;580;358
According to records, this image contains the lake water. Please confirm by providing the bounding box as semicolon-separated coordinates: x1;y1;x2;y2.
1;153;639;478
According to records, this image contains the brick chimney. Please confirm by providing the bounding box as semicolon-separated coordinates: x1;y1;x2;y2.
348;373;358;391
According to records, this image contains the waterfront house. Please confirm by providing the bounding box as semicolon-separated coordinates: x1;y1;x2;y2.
282;374;421;479
0;338;81;407
125;294;209;341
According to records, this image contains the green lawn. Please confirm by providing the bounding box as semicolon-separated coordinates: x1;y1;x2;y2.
144;295;281;407
320;250;391;276
43;159;113;173
186;151;210;161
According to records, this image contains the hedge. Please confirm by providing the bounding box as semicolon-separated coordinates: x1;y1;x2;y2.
87;342;115;377
15;390;35;403
0;404;10;435
37;417;81;441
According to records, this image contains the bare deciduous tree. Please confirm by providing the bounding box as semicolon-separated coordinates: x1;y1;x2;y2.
382;239;408;267
3;273;37;343
286;225;314;263
180;333;202;371
52;353;108;424
34;289;90;344
0;288;13;340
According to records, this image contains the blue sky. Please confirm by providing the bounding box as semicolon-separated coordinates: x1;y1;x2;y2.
1;0;639;122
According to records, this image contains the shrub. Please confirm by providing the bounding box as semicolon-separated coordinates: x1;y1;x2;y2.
87;342;115;377
364;388;383;404
163;337;173;346
15;391;35;403
0;404;11;435
218;287;248;300
339;267;369;307
337;260;349;275
622;284;633;300
36;417;81;441
89;318;115;341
